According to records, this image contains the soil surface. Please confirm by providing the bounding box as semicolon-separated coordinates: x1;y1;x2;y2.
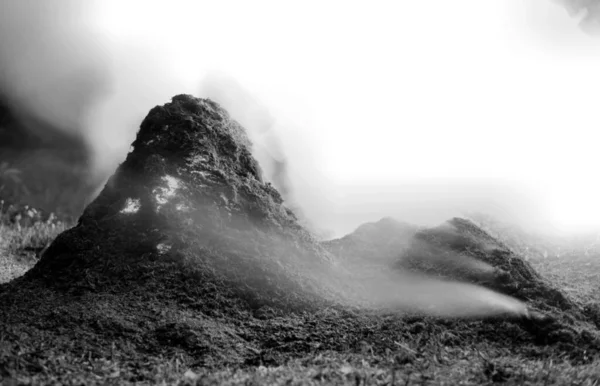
1;95;599;385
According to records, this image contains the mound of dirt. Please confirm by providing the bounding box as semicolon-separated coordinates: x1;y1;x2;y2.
22;94;340;311
398;219;575;311
1;95;599;382
326;215;600;347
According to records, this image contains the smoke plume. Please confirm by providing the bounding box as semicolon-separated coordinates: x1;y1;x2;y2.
0;0;570;320
0;0;110;140
554;0;600;32
342;269;528;319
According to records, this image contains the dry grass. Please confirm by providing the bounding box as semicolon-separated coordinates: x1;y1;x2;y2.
0;208;69;284
530;255;600;306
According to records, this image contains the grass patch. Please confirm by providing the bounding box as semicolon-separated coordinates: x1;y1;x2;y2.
0;204;70;284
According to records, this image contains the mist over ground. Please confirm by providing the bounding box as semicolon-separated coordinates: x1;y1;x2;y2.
1;0;599;239
2;3;600;383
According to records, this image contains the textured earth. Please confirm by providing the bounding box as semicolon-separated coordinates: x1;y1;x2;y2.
1;95;599;385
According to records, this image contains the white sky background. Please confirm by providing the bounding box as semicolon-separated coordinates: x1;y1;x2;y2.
3;0;599;238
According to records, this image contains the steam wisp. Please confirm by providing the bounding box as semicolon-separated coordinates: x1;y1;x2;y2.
554;0;600;32
347;271;528;319
318;247;529;320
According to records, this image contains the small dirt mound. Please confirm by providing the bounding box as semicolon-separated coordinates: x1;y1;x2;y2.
398;218;575;311
23;94;339;312
397;218;598;348
325;216;600;353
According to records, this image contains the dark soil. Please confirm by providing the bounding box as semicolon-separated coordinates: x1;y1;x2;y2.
1;95;599;385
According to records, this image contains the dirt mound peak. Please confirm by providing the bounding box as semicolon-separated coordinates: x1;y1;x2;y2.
24;94;336;311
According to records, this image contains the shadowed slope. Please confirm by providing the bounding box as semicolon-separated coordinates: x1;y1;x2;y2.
399;218;575;311
22;94;338;311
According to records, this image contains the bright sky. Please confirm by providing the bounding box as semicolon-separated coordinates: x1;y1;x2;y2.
10;0;600;237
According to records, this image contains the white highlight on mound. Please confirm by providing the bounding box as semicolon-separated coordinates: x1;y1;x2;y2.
156;243;172;255
154;175;181;207
120;198;141;214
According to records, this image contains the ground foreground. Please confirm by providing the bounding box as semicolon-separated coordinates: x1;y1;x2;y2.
1;227;600;385
1;95;600;385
